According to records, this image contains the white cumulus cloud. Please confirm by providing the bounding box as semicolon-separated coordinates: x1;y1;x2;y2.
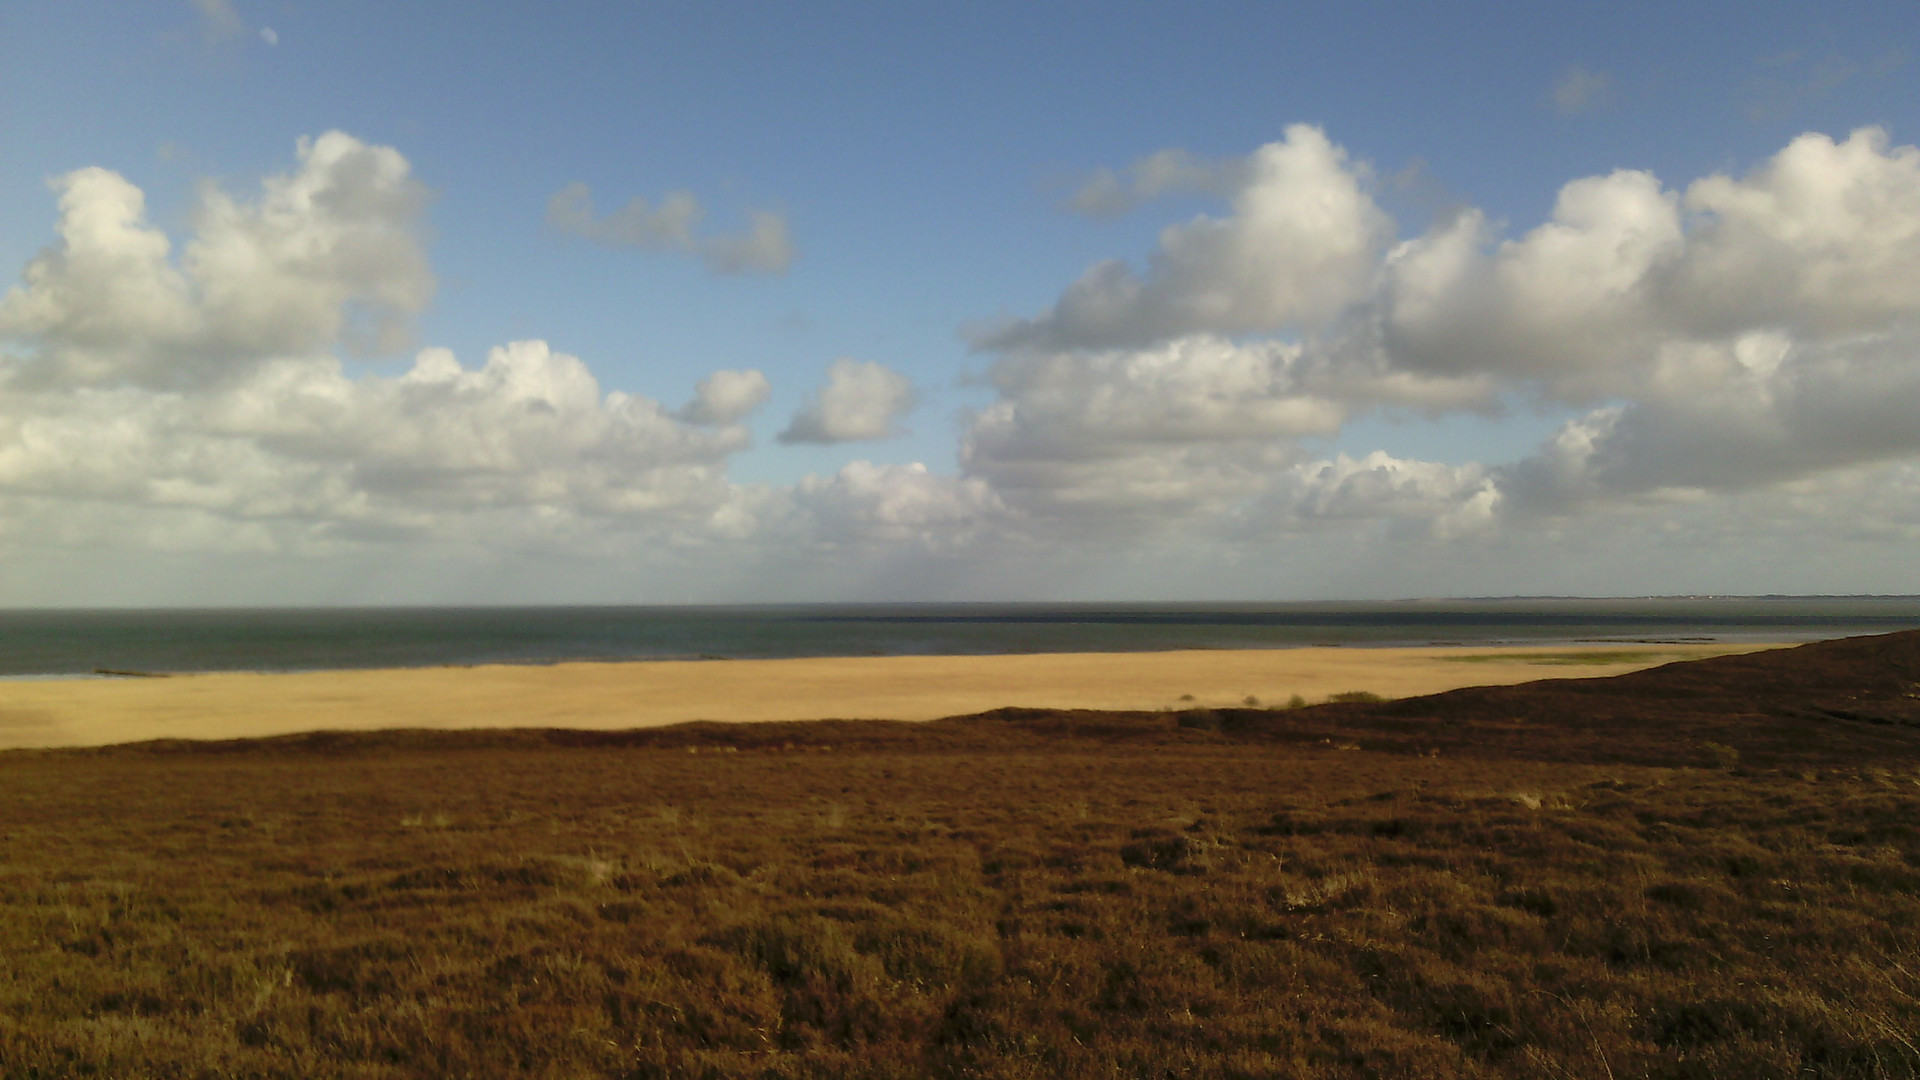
1369;128;1920;510
1383;128;1920;395
1273;453;1502;540
963;124;1920;550
0;136;773;556
979;125;1392;352
793;461;1008;547
778;359;916;444
0;342;758;537
678;368;772;425
0;131;433;389
10;124;1920;600
960;336;1332;520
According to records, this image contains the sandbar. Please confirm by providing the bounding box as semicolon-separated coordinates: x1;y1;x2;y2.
0;642;1785;751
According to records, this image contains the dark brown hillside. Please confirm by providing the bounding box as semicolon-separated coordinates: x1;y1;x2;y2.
8;633;1920;1078
1174;629;1920;769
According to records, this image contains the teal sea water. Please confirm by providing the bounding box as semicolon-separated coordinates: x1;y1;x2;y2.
2;598;1919;678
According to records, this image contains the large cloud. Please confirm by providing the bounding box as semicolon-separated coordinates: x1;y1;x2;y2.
0;136;771;552
0;132;433;389
1379;128;1920;398
979;125;1393;352
7;125;1920;600
0;133;1007;583
1378;175;1684;395
957;328;1503;528
0;342;756;537
962;336;1337;521
971;125;1920;541
1499;328;1920;509
1429;129;1920;509
1671;128;1920;336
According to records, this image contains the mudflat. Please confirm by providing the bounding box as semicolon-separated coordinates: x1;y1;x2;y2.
0;641;1777;749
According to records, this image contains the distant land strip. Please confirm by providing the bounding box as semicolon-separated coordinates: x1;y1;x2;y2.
1;641;1778;752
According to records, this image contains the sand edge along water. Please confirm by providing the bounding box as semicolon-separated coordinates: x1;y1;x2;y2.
0;642;1785;751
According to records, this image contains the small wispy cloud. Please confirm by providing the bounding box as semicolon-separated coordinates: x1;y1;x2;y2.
546;182;795;276
191;0;243;39
1745;48;1906;123
1550;65;1612;115
1064;149;1245;218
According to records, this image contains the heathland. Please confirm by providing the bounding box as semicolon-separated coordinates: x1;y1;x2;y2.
3;632;1920;1078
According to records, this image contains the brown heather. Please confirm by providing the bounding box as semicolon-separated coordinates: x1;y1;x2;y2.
4;631;1920;1079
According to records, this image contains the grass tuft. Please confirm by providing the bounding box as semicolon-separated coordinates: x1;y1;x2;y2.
1328;690;1385;704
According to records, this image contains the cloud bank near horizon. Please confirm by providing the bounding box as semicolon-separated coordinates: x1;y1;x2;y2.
2;126;1919;601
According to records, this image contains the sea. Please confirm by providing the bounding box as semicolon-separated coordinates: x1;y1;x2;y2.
2;598;1919;679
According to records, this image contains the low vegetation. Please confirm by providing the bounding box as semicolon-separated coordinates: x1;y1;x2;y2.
1441;650;1670;666
3;632;1920;1078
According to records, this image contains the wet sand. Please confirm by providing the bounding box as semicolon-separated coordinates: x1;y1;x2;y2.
0;642;1783;750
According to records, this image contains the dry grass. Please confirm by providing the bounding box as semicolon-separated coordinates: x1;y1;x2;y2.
1441;650;1670;666
4;710;1920;1079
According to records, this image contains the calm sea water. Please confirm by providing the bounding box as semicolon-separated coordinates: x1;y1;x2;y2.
2;598;1919;678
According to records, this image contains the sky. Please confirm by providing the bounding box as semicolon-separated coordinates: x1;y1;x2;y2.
1;1;1918;605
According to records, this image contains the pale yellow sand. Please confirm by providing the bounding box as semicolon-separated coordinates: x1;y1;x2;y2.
0;642;1785;751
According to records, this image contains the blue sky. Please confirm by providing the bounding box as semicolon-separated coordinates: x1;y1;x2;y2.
1;2;1918;603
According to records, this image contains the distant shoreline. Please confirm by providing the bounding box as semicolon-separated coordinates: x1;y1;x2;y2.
4;597;1913;679
0;632;1804;683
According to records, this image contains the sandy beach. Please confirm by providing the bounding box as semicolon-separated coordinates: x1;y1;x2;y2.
0;641;1788;751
